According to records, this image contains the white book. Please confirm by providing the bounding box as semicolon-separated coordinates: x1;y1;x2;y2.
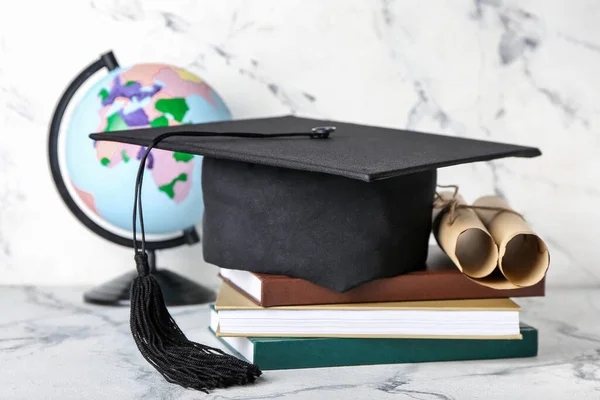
210;307;255;363
219;268;263;303
213;283;522;339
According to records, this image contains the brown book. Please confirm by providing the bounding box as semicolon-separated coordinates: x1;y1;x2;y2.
218;246;545;307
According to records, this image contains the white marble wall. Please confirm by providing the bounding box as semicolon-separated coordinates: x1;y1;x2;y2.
0;0;598;287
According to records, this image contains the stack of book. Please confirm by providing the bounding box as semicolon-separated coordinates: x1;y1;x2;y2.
208;247;543;370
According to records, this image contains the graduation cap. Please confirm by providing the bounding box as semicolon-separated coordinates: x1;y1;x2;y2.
90;115;541;392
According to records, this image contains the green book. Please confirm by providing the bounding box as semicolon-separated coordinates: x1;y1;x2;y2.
209;305;538;370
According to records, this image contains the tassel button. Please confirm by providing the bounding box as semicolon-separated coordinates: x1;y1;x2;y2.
134;252;150;277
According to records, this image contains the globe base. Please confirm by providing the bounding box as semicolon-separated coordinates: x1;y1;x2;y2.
83;250;216;306
83;269;216;306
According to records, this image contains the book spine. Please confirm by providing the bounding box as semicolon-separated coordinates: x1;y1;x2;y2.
251;329;538;370
260;276;545;307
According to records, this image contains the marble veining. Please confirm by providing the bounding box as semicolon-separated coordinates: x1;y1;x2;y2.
0;1;598;398
1;285;600;399
0;4;598;391
0;0;598;287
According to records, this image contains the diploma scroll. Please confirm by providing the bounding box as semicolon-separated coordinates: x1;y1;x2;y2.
432;192;498;280
472;196;550;288
433;191;550;289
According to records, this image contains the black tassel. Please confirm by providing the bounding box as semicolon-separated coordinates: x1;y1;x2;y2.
127;129;330;392
130;253;262;393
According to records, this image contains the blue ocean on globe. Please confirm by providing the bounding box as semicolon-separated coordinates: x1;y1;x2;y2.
65;63;232;235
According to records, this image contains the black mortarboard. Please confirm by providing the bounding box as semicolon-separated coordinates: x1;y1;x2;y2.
89;115;540;392
92;115;540;291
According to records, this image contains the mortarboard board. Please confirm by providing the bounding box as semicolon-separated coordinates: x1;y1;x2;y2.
89;115;541;392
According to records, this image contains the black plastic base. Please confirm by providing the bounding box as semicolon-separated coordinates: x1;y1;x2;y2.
83;269;217;306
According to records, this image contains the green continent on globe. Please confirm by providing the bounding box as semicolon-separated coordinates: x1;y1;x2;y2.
105;113;128;131
155;98;189;122
151;116;169;127
159;173;188;199
173;152;194;162
98;88;109;101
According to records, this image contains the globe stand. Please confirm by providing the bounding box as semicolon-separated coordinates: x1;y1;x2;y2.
83;249;216;306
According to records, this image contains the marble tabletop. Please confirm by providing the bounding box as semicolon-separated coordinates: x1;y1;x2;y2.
2;285;600;400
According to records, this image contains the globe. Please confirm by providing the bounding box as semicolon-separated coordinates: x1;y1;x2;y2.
48;51;224;306
65;63;232;235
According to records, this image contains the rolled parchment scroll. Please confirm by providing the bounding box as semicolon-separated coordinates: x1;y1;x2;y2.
472;196;550;288
432;191;499;280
